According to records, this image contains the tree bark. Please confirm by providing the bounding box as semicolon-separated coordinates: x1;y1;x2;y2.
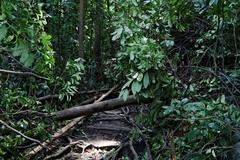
78;0;85;58
93;0;104;76
53;96;151;120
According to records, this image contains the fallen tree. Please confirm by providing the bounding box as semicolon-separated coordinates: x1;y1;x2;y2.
53;95;151;120
26;85;118;158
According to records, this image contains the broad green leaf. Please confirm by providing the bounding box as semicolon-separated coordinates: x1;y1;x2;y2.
131;81;142;95
23;54;34;67
143;72;150;88
12;40;34;67
20;52;29;63
122;79;133;89
163;106;174;116
181;98;189;105
133;72;138;79
184;102;205;112
12;41;29;57
0;25;8;41
137;73;143;81
132;0;138;6
112;27;123;41
124;26;133;36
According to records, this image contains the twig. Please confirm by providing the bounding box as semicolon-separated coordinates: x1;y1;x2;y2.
36;87;115;101
110;142;129;160
36;95;59;101
79;96;98;105
121;117;153;160
95;85;118;102
0;110;48;116
0;69;49;80
44;140;85;160
129;139;139;160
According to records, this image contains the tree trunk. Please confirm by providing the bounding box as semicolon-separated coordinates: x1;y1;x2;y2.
78;0;85;58
53;96;151;120
93;0;104;77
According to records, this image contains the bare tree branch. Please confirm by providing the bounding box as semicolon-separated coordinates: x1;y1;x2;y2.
0;120;43;146
0;69;49;80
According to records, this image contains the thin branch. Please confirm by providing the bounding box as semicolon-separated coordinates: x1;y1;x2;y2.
0;120;42;146
121;116;153;160
36;88;112;101
129;139;139;160
37;95;59;101
95;85;118;102
0;69;49;80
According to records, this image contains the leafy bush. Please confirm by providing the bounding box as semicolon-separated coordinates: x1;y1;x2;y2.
109;0;240;159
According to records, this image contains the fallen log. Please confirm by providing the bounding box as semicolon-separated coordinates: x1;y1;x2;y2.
53;95;151;120
25;85;118;158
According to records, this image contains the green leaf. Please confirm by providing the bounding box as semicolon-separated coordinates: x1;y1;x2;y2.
163;106;175;116
122;79;133;89
112;27;123;41
131;81;142;95
20;52;29;63
11;40;34;67
209;0;219;6
41;32;52;46
161;40;174;48
143;72;150;88
180;98;189;106
137;73;143;81
220;95;226;104
184;102;205;112
132;0;138;6
12;40;29;57
0;25;8;42
23;54;34;67
133;72;139;79
130;52;135;60
122;89;129;101
0;148;6;156
124;26;133;36
0;14;6;21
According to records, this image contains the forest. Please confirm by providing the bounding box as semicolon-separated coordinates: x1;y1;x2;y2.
0;0;240;159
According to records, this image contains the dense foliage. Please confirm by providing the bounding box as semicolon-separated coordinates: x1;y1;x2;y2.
1;0;240;159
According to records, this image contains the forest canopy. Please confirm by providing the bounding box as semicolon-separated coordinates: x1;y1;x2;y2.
0;0;240;159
